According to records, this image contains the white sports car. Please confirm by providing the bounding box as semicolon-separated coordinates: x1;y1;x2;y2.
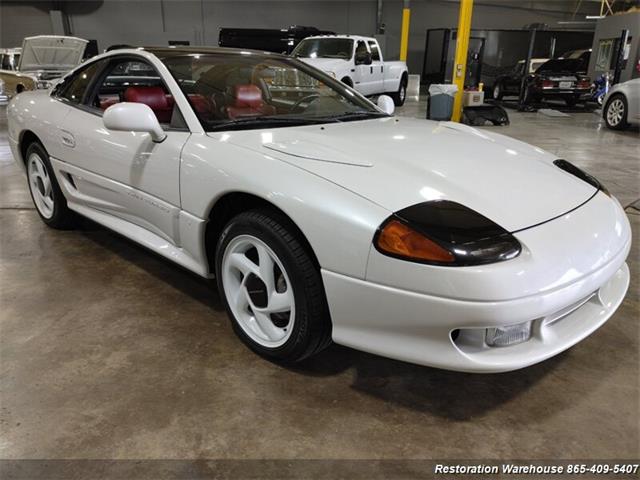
7;47;631;373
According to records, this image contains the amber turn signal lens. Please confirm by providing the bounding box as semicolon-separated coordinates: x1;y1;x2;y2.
376;220;455;263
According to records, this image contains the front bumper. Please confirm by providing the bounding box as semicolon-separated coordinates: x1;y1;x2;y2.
324;192;631;373
323;261;629;373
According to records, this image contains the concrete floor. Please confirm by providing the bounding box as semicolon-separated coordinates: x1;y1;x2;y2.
0;99;639;476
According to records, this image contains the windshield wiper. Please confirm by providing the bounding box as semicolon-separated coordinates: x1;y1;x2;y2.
206;116;338;132
320;111;389;122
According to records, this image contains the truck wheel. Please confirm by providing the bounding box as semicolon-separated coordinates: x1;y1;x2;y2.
341;77;353;88
391;75;408;106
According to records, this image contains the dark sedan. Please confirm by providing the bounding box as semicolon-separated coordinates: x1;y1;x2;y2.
493;56;592;106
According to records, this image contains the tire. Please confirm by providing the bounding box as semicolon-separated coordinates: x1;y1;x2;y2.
493;82;503;101
215;210;332;362
391;75;408;106
604;94;629;130
25;142;75;229
341;77;353;88
522;86;533;105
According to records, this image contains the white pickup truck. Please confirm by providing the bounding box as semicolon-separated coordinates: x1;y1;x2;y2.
291;35;409;106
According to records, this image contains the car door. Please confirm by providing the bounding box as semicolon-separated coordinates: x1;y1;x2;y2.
506;62;524;94
367;40;384;94
353;40;372;94
53;55;190;245
626;78;640;123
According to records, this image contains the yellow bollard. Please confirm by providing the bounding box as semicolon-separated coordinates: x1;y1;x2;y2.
400;4;411;62
451;0;474;122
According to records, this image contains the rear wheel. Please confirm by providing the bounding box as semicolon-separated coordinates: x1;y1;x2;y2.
493;82;503;100
25;142;75;229
391;75;408;106
604;94;628;130
215;210;332;362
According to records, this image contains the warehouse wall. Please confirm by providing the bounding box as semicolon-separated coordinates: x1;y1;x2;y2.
1;0;600;73
0;2;55;47
587;11;640;83
380;0;599;74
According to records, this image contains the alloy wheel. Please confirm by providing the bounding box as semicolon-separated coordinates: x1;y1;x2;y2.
607;98;625;126
221;234;295;348
27;152;54;219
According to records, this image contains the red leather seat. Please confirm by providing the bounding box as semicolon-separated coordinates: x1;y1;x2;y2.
188;93;215;120
226;84;275;119
124;86;173;123
99;97;119;110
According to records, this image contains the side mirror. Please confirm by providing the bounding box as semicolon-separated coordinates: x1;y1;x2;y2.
377;95;395;115
103;102;166;143
355;51;372;65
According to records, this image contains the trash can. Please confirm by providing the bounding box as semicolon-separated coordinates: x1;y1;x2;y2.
427;84;458;121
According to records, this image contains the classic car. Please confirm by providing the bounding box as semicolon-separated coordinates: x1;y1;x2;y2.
7;47;631;373
602;78;640;130
0;35;87;100
292;35;409;105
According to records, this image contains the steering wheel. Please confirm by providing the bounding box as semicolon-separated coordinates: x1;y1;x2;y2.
291;93;321;113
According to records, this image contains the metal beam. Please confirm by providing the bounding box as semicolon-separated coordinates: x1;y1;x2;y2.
451;0;474;122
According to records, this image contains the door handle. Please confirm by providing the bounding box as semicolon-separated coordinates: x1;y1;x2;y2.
61;130;75;148
370;66;373;74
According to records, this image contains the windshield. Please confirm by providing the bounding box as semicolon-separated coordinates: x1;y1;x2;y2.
536;58;586;74
292;38;354;59
160;52;382;131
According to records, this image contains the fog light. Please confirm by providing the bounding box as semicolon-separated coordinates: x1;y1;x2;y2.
485;321;532;347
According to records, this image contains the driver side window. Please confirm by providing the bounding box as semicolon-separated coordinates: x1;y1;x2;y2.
368;41;381;61
89;58;184;128
355;41;368;57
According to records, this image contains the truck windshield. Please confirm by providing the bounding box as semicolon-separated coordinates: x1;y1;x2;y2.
292;39;354;60
158;51;383;131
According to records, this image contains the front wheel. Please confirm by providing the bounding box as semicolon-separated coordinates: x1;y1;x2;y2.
25;142;75;229
215;210;332;362
604;94;628;130
340;77;353;88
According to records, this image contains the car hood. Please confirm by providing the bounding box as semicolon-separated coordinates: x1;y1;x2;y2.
18;36;87;72
215;117;596;232
298;57;349;72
